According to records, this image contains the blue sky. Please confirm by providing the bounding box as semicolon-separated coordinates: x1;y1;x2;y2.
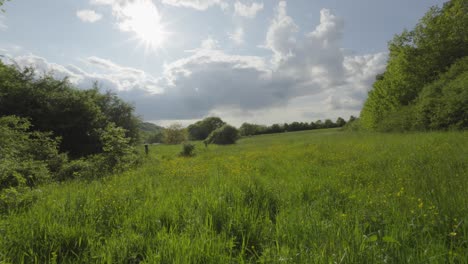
0;0;446;126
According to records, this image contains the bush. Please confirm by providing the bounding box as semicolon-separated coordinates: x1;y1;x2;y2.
205;125;239;145
0;116;65;190
163;123;187;144
376;106;416;132
187;117;225;140
414;57;468;130
179;143;195;157
0;62;141;157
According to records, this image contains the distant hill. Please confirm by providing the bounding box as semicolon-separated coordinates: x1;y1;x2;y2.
139;122;164;144
139;122;164;133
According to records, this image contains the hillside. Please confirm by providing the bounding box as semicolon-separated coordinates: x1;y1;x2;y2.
0;129;466;263
139;122;164;133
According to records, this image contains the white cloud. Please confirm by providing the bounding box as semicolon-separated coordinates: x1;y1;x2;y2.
228;27;245;45
76;9;103;23
1;2;387;124
234;1;263;18
264;1;298;64
1;53;162;94
161;0;228;10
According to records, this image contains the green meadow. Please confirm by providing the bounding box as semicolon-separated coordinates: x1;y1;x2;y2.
0;129;467;263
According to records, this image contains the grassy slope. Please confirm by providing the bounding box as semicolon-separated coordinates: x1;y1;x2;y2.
0;130;467;263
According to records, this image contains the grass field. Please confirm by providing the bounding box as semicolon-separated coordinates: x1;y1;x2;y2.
0;129;467;263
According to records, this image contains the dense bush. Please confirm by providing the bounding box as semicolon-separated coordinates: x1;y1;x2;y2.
0;116;67;212
0;116;65;189
163;123;187;144
239;123;267;136
0;62;140;157
205;125;239;145
179;143;195;157
414;57;468;130
187;117;225;140
0;62;142;212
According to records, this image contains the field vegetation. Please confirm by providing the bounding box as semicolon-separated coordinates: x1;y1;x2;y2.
0;129;466;263
0;0;467;263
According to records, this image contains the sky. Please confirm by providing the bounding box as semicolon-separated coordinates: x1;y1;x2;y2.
0;0;446;126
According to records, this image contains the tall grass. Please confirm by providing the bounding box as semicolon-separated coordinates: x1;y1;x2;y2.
0;130;467;263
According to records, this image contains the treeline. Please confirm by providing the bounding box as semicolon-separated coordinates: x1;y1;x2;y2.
239;117;351;136
0;62;141;212
360;0;467;131
144;116;353;146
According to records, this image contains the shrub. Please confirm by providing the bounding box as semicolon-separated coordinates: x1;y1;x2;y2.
187;117;225;140
163;123;187;144
205;125;239;145
0;62;141;157
179;143;195;157
0;116;65;190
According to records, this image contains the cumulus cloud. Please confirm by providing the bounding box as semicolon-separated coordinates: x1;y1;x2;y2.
1;53;162;94
234;1;263;18
228;27;245;45
161;0;228;10
2;1;387;124
264;1;298;64
76;9;103;23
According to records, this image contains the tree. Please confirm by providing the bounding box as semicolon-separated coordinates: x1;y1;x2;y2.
270;124;283;133
309;122;317;129
324;119;335;128
360;0;468;130
0;116;65;191
239;123;260;136
315;120;323;129
205;125;239;145
414;57;468;130
187;117;225;140
0;63;140;157
163;123;186;144
336;117;347;127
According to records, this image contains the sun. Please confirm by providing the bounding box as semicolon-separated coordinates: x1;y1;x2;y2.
119;0;170;52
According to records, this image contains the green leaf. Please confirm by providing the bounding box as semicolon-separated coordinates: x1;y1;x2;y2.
367;235;378;242
383;236;400;245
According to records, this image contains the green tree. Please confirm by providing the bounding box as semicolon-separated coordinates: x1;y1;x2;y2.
361;0;468;130
324;119;335;128
0;116;65;191
205;125;239;145
336;117;346;127
414;57;468;130
163;123;187;144
187;117;225;140
239;123;260;136
0;63;140;157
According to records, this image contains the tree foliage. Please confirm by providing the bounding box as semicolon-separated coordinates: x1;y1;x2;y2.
0;116;65;191
205;125;239;145
187;117;225;140
360;0;468;130
163;123;187;144
0;61;141;209
0;62;140;157
414;57;468;130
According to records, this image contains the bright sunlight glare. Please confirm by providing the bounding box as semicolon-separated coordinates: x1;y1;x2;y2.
118;0;169;52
